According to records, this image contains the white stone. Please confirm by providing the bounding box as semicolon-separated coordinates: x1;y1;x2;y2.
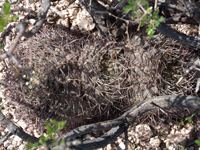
18;3;23;7
7;144;15;150
135;124;153;141
30;3;36;11
166;142;177;150
164;133;187;147
117;138;122;143
117;142;125;150
1;131;6;136
180;124;195;139
4;140;10;148
72;8;95;31
12;136;22;146
106;144;112;150
33;129;41;138
17;120;27;129
18;143;26;150
29;19;36;25
21;36;26;41
149;136;161;147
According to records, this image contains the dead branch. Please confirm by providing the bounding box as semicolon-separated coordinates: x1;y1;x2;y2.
55;95;200;150
23;0;50;38
0;111;39;143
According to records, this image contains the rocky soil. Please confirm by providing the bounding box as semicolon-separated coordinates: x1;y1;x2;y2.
0;0;200;150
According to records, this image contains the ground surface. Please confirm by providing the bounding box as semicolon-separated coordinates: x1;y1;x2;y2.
0;0;200;149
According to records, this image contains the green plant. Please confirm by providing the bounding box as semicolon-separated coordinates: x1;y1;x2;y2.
27;119;67;150
178;110;199;125
0;0;19;32
0;0;19;49
0;43;4;49
123;0;165;37
195;139;200;147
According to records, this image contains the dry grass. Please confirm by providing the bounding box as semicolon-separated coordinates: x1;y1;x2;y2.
1;25;199;132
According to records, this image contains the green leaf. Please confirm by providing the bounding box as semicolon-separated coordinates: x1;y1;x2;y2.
45;121;53;133
139;13;143;17
154;20;160;27
133;5;138;11
39;135;46;144
3;0;11;15
59;121;67;128
158;16;165;22
0;43;4;49
140;18;145;27
192;111;198;116
61;139;65;145
11;15;19;21
152;10;159;19
144;1;149;10
26;141;34;150
123;5;133;13
146;25;155;38
45;134;51;141
195;139;200;147
33;142;39;147
132;12;137;18
50;139;56;147
129;0;136;4
0;97;2;103
177;118;185;125
50;119;59;127
185;117;194;124
0;18;7;32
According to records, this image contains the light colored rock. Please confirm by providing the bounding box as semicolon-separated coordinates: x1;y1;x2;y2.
4;128;10;132
30;3;36;11
18;3;23;7
58;0;75;9
117;138;122;143
4;140;10;148
36;3;41;8
117;142;125;150
21;36;26;41
135;138;140;144
135;146;143;150
149;136;161;147
0;62;5;72
12;136;22;146
29;19;36;25
68;4;80;20
33;129;41;138
18;143;26;150
72;8;95;31
7;144;16;150
164;133;187;147
57;18;70;28
135;124;153;141
165;142;178;150
105;144;112;150
180;124;195;139
1;131;6;136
